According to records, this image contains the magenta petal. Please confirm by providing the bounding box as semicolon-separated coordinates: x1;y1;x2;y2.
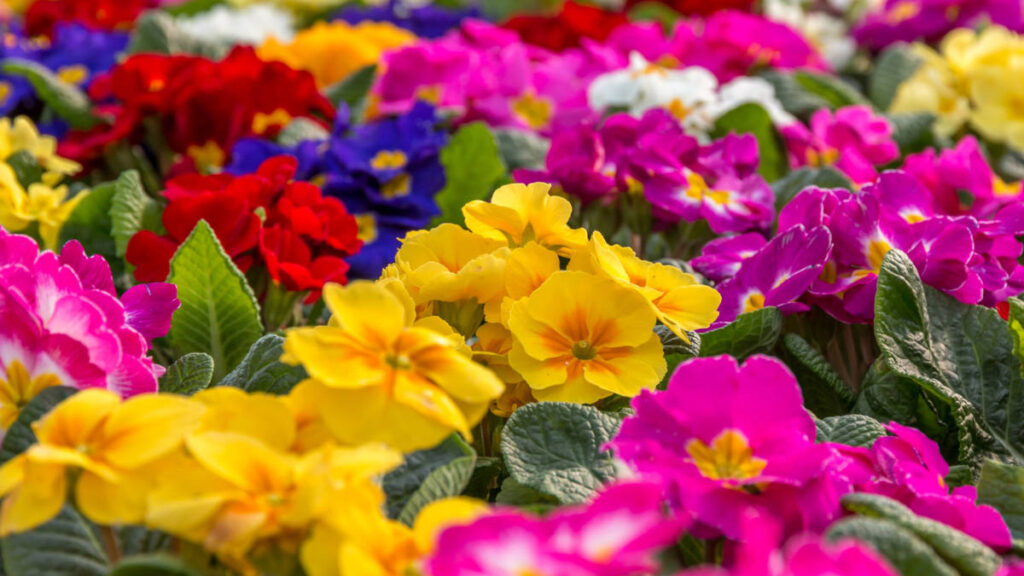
122;283;181;344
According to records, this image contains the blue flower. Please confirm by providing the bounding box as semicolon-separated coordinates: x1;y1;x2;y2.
334;0;480;39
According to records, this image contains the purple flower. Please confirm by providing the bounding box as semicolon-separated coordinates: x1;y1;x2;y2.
612;355;842;539
334;0;479;39
781;106;899;185
855;0;1024;51
691;233;767;283
0;229;178;429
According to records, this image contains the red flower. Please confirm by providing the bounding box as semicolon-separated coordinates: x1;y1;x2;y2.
126;156;362;298
502;1;628;52
624;0;755;16
998;301;1011;321
25;0;156;37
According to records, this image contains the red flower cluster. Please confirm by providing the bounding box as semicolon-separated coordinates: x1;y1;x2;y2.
127;156;362;299
502;1;628;52
25;0;156;37
60;47;333;170
625;0;755;15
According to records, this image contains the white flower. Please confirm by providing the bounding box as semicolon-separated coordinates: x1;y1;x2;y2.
764;0;857;68
588;53;719;133
177;4;295;46
709;77;796;127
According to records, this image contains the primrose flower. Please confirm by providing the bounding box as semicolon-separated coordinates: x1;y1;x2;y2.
176;4;296;47
283;280;504;452
258;20;415;88
425;482;684;576
0;229;179;428
0;164;82;250
569;232;722;339
507;271;667;404
502;0;627;52
337;0;480;40
612;355;841;538
24;0;155;37
0;116;80;178
888;43;971;138
854;0;1024;50
463;182;588;257
691;233;767;283
780;106;899;185
0;389;203;534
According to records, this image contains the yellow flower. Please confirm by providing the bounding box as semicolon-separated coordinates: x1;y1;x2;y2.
0;390;203;534
258;21;415;88
0;163;85;249
483;241;561;324
471;323;535;417
394;224;510;306
507;271;667;404
888;44;970;138
0;116;80;177
463;182;588;256
283;281;504;452
0;361;61;430
569;232;720;340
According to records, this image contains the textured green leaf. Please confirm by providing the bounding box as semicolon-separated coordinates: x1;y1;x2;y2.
434;122;508;226
1;58;102;130
218;334;306;393
978;460;1024;540
783;334;855;418
794;71;871;109
874;249;1024;467
501;402;621;504
159;353;214;395
59;181;121;275
384;435;474;520
128;12;226;58
397;455;476;526
115;527;172;557
815;414;887;447
277;118;329;149
0;387;76;465
6;150;43;187
325;64;377;111
888;112;936;155
109;554;201;576
770;167;852;211
1007;297;1024;377
826;517;957;576
841;493;1001;576
870;44;922;110
109;170;159;258
161;0;222;16
1;506;108;576
710;103;788;182
853;358;922;424
167;220;263;382
495;477;560;512
493;129;550;172
759;69;830;118
699;307;782;361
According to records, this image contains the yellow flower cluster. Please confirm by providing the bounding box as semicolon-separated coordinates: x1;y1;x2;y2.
890;26;1024;149
0;387;484;576
258;20;415;88
0;116;83;249
284;183;722;442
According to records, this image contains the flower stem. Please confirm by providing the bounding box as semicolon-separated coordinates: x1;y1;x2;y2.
100;525;120;564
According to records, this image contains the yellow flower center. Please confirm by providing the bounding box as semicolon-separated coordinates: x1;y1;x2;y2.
866;237;892;274
512;92;553;130
386;354;412;370
0;360;62;428
381;173;411;198
994;176;1022;197
667;98;690;121
187;141;226;171
56;65;89;86
370;150;408;171
743;292;765;314
251;109;293;135
416;85;442;105
355;213;378;243
886;0;921;24
0;81;12;106
570;340;597;361
806;148;840;167
686;429;767;483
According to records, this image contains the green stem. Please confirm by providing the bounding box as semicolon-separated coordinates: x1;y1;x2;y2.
100;525;120;564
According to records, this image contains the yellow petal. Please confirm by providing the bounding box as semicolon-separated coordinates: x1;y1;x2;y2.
507;342;568;391
323;281;410;344
412;336;504;404
76;470;148;526
194;388;296;452
99;394;205;469
0;459;65;536
186;432;296;493
392;372;470;438
531;373;612;404
32;389;119;448
507;300;572;362
283;326;389;389
582;334;666;398
301;523;342;576
411;497;488;554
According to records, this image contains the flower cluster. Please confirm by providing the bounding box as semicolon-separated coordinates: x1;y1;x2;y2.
854;0;1023;50
336;0;480;40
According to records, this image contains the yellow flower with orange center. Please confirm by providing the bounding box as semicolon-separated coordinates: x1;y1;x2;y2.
463;182;588;257
394;224;510;306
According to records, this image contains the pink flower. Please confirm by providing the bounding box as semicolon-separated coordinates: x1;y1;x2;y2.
781;106;899;185
612;355;843;539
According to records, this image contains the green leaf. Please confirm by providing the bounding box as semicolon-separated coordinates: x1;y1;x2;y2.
493;129;550;172
110;554;201;576
433;122;508;227
841;493;1001;576
826;517;958;576
853;358;922;424
115;527;172;557
325;64;377;111
383;435;475;520
770;167;852;211
277;118;329;148
159;353;214;395
815;414;887;447
699;307;782;361
495;477;559;513
128;12;226;58
1;58;103;130
870;44;922;110
59;181;122;276
759;70;830;118
1006;297;1024;376
874;249;1024;467
501;402;621;504
978;460;1024;540
794;71;871;110
397;454;477;526
1;506;108;576
656;325;701;359
627;1;681;33
161;0;222;16
888;112;936;156
0;387;76;465
218;334;307;394
6;150;44;187
167;220;263;382
109;170;160;258
783;333;855;418
710;103;788;182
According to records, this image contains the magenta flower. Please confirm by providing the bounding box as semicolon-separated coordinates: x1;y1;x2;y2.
424;481;684;576
854;0;1024;51
0;228;178;426
691;233;767;284
781;106;899;185
711;225;832;324
830;423;1012;551
612;355;842;539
